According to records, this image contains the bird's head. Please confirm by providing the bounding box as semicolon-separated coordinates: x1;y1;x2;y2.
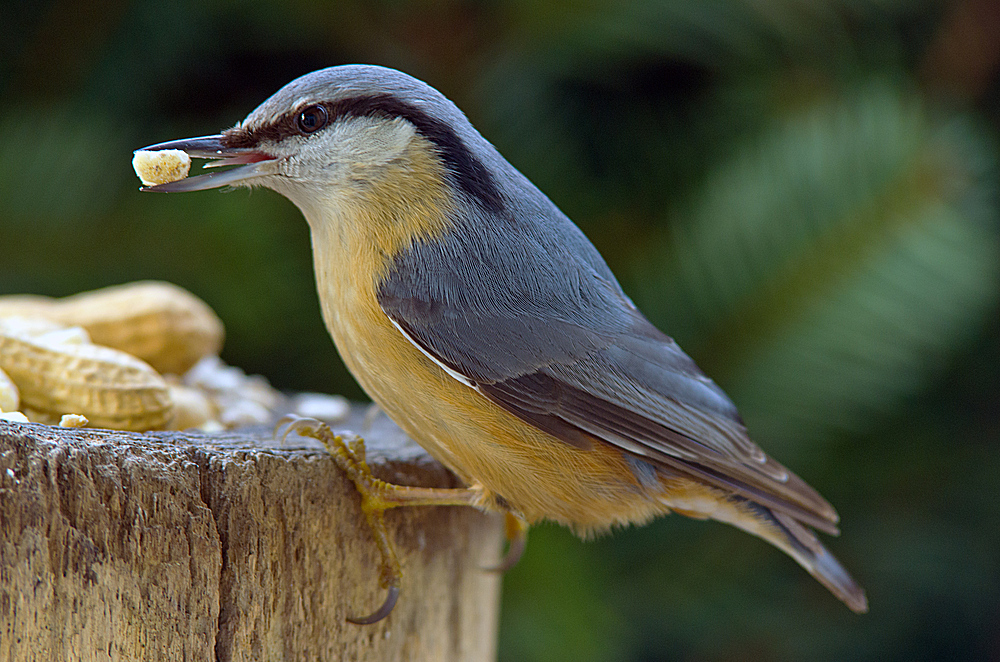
138;65;507;225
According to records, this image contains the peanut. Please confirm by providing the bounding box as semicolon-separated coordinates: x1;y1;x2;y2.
166;383;217;430
132;149;191;186
59;414;89;428
183;355;286;428
292;392;349;422
0;320;173;431
0;366;19;412
0;281;224;375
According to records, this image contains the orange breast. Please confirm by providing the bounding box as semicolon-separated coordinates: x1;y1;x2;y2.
323;279;670;532
301;172;673;533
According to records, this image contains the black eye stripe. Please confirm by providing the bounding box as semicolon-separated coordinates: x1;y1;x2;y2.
222;94;504;213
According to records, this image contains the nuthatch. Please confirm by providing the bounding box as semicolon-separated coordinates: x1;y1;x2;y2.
138;65;867;622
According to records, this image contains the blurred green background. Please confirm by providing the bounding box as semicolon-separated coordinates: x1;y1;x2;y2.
2;0;999;659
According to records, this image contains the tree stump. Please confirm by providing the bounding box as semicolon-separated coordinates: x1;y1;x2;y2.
0;408;502;661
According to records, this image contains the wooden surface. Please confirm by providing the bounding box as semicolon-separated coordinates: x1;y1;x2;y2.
0;409;502;661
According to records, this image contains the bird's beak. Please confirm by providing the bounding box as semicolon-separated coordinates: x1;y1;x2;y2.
135;134;276;192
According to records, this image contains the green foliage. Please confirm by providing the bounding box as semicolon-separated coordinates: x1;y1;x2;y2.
636;83;999;452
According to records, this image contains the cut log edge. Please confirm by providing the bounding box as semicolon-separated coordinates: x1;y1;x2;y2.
0;409;503;662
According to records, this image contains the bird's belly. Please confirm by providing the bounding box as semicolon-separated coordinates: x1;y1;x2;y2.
319;280;669;533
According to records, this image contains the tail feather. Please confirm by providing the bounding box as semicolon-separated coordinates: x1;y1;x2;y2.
767;509;868;613
662;487;868;613
724;501;868;613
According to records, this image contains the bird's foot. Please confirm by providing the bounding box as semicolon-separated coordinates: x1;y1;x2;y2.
276;414;483;624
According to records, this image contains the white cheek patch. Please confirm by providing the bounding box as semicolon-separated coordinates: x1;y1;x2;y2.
327;117;417;170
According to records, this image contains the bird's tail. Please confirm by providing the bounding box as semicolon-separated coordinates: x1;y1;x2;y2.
719;498;868;613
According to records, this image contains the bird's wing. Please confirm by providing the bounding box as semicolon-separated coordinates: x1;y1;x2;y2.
377;216;839;532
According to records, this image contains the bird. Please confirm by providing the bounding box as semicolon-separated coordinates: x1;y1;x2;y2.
137;64;867;622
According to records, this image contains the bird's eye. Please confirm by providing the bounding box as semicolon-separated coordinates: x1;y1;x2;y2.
296;105;328;134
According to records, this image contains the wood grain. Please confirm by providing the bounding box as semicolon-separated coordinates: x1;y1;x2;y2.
0;407;502;661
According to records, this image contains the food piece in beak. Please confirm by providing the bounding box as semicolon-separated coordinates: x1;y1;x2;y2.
134;135;276;193
132;149;191;187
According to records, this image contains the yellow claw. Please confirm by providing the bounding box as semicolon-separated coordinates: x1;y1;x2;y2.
278;415;485;624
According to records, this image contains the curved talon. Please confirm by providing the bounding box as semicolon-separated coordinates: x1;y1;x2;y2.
347;584;400;625
483;511;529;572
274;413;303;442
275;414;322;446
273;414;294;443
485;532;526;573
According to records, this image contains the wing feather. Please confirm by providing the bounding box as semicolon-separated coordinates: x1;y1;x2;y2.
377;215;839;531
